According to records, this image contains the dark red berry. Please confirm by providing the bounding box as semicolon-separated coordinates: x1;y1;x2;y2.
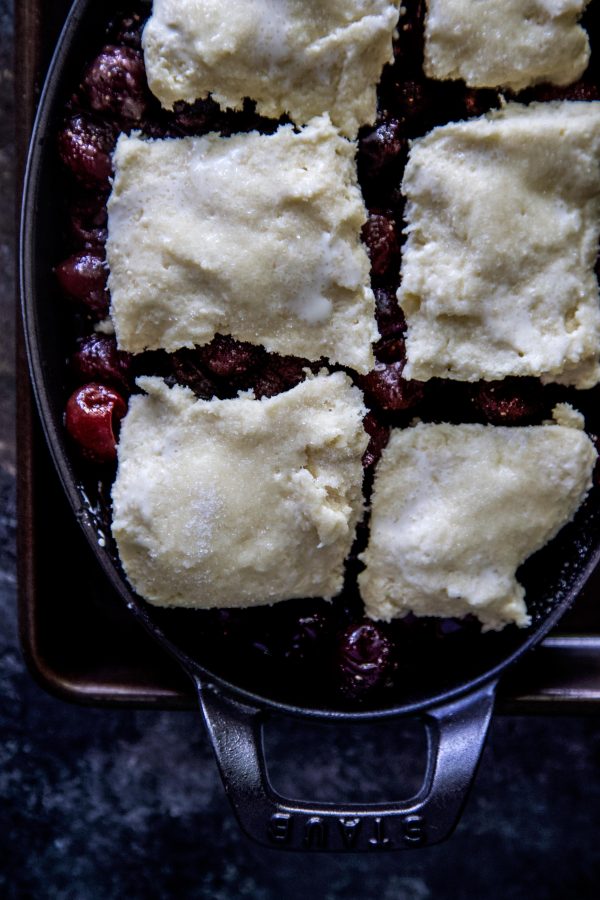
55;250;110;318
471;379;545;425
170;349;220;399
209;609;251;642
361;361;424;413
218;98;282;138
362;412;390;469
71;334;132;392
335;620;395;699
171;97;221;135
108;12;146;50
358;119;407;183
362;213;401;281
393;0;425;66
65;383;127;464
58;114;115;183
68;190;108;248
82;45;149;125
374;286;405;338
374;335;406;363
138;114;173;140
199;334;262;379
387;612;435;650
394;79;433;125
280;610;329;664
253;355;309;398
532;80;600;103
462;88;499;118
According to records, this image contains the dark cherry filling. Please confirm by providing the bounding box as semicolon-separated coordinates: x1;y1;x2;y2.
334;621;396;699
58;114;116;184
361;359;425;414
71;334;132;393
362;211;401;282
82;44;150;125
168;349;221;401
358;119;408;208
65;383;127;465
55;249;110;318
362;412;390;469
373;285;406;337
55;2;600;706
522;79;600;104
67;189;109;249
251;354;314;399
393;0;426;72
277;608;331;665
107;10;146;50
197;334;263;379
470;378;547;426
374;334;406;363
170;97;222;136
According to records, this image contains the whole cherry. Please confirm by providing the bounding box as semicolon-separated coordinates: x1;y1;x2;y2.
82;45;150;125
71;334;132;392
55;250;110;318
335;620;395;699
65;383;127;464
57;114;115;184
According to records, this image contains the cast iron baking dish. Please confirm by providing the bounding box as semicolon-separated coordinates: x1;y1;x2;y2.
20;0;600;850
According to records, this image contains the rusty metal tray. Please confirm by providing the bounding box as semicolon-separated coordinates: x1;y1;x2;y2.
16;0;600;714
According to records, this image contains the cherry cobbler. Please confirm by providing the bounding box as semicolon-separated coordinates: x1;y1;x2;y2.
55;1;600;705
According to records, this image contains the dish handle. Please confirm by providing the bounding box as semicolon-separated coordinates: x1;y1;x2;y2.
196;678;496;851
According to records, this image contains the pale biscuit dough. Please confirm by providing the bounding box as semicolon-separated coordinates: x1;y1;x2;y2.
398;102;600;388
111;372;368;609
107;118;377;373
423;0;591;91
142;0;399;137
359;407;597;631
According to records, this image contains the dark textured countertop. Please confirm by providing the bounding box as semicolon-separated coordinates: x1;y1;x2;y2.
2;2;600;896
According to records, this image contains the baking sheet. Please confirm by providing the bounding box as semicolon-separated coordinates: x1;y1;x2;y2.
16;0;600;713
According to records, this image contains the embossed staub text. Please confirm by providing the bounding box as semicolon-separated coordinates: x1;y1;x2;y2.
266;812;426;850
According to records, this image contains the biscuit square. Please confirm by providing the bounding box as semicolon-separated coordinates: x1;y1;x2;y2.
142;0;399;137
423;0;590;91
359;408;596;631
107;117;377;373
112;372;368;608
398;102;600;388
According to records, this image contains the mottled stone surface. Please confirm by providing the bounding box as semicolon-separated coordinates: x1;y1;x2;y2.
2;2;600;897
0;0;14;478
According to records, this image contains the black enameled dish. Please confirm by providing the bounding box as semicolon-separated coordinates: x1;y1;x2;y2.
20;0;600;850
